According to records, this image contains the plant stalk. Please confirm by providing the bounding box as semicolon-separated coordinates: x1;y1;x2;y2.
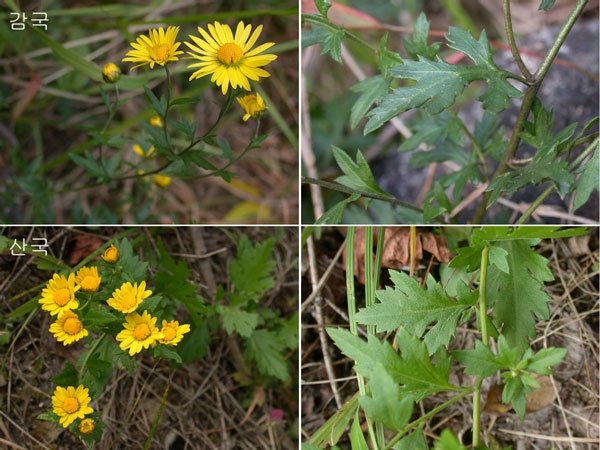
473;0;588;222
473;245;491;447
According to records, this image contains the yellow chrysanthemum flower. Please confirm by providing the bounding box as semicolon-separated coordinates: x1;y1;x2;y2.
49;310;89;345
185;21;277;95
153;174;171;188
107;281;152;313
116;311;164;356
159;320;191;346
79;417;95;435
102;244;119;263
236;93;267;122
39;273;80;317
122;26;183;70
74;266;101;293
133;144;156;158
52;385;94;428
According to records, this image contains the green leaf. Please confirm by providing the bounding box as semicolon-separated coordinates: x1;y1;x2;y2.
245;329;289;381
218;305;259;338
394;428;428;450
327;327;456;401
307;394;359;447
350;411;369;450
359;364;414;431
452;340;505;378
230;235;275;298
316;193;361;224
519;100;577;150
84;303;122;329
51;363;79;386
144;86;166;117
486;148;573;205
365;27;521;133
525;347;567;375
357;271;476;354
434;429;467;450
488;244;509;273
538;0;555;11
501;374;528;419
315;0;332;16
403;12;442;61
153;343;182;364
303;22;344;62
116;238;148;282
572;146;599;211
69;152;106;181
349;75;391;129
487;240;554;352
154;238;197;305
399;110;463;153
332;147;394;199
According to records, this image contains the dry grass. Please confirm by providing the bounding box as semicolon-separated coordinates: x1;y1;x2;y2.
0;226;299;450
301;228;599;449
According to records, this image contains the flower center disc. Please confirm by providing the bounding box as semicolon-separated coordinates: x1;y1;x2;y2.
163;327;176;342
134;323;151;340
54;288;70;306
152;43;170;62
217;43;243;64
63;397;79;414
64;317;82;335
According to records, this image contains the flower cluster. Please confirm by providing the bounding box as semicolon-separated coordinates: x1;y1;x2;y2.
39;240;191;439
122;21;274;118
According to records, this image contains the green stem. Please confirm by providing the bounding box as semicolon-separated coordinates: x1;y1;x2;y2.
78;334;107;385
473;0;588;222
163;65;173;152
385;388;473;449
301;176;425;214
473;245;490;447
362;227;379;449
503;0;532;79
534;0;589;81
479;245;490;348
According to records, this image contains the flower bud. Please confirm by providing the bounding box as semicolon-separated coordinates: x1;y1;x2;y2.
102;63;121;83
102;244;120;263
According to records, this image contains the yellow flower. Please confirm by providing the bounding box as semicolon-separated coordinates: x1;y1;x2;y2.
185;21;277;95
102;62;121;83
159;320;191;345
133;143;155;158
122;26;183;70
149;115;163;127
52;385;94;428
79;417;95;435
107;281;152;313
74;266;101;293
116;311;164;356
39;273;80;317
102;244;119;263
236;93;267;121
153;174;171;188
49;310;89;345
